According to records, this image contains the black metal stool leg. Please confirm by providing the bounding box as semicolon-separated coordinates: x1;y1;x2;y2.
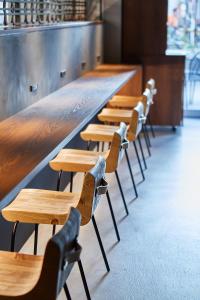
138;134;147;170
144;124;152;147
87;141;91;150
115;170;129;215
78;259;91;300
125;149;138;199
57;170;63;191
143;124;150;147
148;115;155;138
96;142;100;152
92;216;110;272
54;170;63;236
101;142;105;152
142;126;151;157
106;190;120;242
52;224;56;236
133;141;145;181
70;172;73;192
11;221;19;252
64;283;72;300
34;224;39;255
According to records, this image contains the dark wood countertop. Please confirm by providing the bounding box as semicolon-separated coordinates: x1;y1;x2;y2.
0;65;136;208
96;64;141;72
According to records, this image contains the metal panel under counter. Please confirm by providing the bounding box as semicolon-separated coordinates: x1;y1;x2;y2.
0;21;103;121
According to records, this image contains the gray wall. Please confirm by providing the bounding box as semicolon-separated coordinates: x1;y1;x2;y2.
86;0;122;64
102;0;122;63
0;22;103;121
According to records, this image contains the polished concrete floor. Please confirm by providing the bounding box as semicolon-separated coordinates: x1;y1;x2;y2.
22;118;200;300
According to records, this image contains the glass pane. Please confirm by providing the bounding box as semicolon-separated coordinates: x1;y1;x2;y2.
167;0;198;51
167;1;200;112
0;1;3;26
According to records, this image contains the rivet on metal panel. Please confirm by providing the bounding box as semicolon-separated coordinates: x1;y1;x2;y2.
29;84;38;93
60;70;67;78
81;61;87;70
97;55;101;63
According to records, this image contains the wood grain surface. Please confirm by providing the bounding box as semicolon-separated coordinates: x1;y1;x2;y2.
49;122;127;174
0;65;135;208
0;251;43;297
96;64;142;96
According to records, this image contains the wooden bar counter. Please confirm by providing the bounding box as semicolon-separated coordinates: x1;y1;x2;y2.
0;65;136;209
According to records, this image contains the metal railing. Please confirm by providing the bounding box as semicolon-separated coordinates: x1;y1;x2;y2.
0;0;86;26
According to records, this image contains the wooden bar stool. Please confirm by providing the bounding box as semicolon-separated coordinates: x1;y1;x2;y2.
2;157;109;298
81;122;139;199
109;79;156;111
80;119;140;197
108;93;145;109
109;88;152;156
97;101;146;179
48;123;130;246
109;78;157;150
0;207;86;300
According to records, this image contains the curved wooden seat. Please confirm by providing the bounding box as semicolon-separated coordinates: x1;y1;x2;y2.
50;122;127;174
2;157;107;227
107;89;152;118
97;102;144;142
98;108;133;123
50;148;107;173
0;251;43;297
108;95;144;108
81;124;119;142
2;189;80;225
108;78;156;110
81;124;125;143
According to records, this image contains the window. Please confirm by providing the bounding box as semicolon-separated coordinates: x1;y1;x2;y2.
167;0;200;51
167;1;200;112
0;1;3;25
